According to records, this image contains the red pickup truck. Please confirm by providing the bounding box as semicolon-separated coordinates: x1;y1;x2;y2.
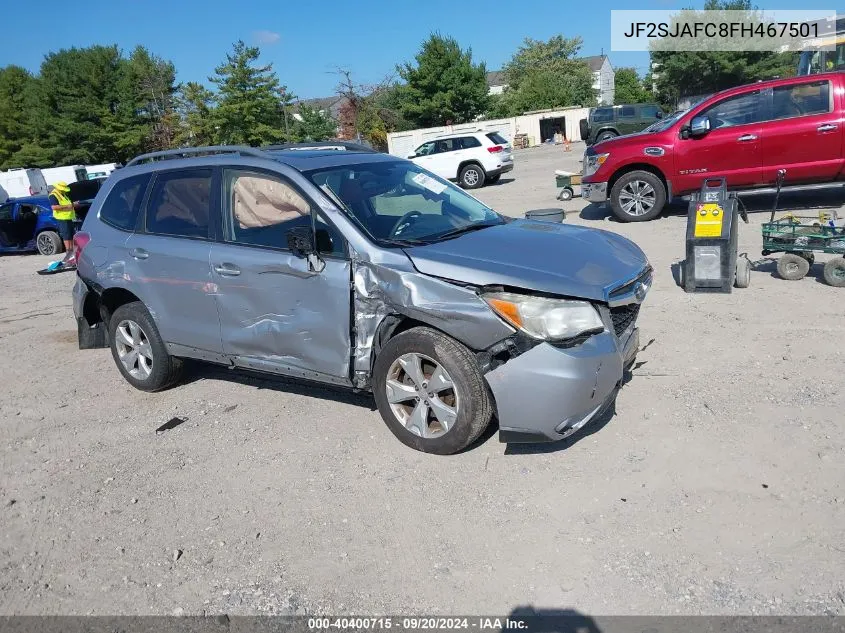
582;71;844;222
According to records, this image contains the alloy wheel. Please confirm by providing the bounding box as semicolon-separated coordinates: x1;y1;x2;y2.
115;319;154;380
619;180;656;216
385;353;459;439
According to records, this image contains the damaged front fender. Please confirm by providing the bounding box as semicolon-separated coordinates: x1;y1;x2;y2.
351;258;515;388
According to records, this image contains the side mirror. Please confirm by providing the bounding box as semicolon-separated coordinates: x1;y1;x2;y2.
656;111;664;119
407;153;417;159
287;226;325;273
689;115;711;137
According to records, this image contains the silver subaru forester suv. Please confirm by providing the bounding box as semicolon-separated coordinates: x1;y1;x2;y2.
72;143;651;454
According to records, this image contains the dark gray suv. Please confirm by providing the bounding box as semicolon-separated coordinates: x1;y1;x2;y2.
72;144;651;454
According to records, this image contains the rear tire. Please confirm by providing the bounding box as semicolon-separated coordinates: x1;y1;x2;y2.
822;257;845;287
372;326;492;455
36;230;63;256
108;301;183;392
609;170;666;222
459;164;485;189
777;253;810;281
558;187;573;201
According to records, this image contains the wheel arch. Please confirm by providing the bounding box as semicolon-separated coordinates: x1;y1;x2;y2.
607;163;669;197
457;159;485;180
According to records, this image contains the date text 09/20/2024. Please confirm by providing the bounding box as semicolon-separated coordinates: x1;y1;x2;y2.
307;618;528;630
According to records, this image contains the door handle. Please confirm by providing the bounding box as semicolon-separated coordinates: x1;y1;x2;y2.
213;263;241;277
129;248;148;260
817;123;838;132
737;134;758;142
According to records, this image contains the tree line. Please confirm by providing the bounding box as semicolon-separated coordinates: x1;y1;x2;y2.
0;0;799;169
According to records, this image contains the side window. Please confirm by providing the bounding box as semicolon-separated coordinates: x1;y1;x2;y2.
459;136;481;149
415;141;435;156
223;170;344;256
592;108;614;123
770;81;831;121
699;91;761;129
0;203;13;221
639;105;660;118
434;138;459;153
620;106;636;118
99;173;151;231
146;169;212;239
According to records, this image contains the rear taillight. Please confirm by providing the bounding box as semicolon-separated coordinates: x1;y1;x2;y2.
73;231;90;259
487;145;503;153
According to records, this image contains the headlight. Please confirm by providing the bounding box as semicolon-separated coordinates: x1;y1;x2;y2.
583;152;609;178
482;291;605;341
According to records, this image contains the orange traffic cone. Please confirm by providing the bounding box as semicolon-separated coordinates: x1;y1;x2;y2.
564;138;571;152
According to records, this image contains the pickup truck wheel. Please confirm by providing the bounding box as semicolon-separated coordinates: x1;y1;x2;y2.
459;164;485;189
372;326;492;455
36;230;63;256
776;253;810;281
822;257;845;287
610;171;666;222
109;301;183;392
596;131;617;143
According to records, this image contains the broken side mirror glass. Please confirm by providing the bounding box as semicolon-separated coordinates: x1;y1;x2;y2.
287;226;325;273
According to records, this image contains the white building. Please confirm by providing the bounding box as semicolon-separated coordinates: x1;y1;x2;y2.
386;106;591;157
486;71;508;95
583;55;615;105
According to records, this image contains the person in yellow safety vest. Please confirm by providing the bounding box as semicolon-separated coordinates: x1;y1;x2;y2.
49;181;77;263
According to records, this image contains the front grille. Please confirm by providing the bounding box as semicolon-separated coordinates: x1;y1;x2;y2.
610;304;640;338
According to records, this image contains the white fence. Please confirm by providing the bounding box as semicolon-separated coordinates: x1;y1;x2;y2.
387;107;590;157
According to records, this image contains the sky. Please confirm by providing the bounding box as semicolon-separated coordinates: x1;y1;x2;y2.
0;0;832;99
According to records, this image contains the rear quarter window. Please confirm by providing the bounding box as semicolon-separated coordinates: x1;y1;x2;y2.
485;132;509;145
98;174;151;231
591;108;614;123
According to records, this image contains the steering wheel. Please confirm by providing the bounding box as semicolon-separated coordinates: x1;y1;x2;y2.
390;211;423;238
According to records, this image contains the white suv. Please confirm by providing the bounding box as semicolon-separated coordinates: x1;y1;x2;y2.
407;131;514;189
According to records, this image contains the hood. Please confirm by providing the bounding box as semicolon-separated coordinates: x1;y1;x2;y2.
592;129;660;152
404;220;650;301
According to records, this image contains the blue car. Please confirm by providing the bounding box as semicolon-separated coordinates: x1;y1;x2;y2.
0;196;65;256
0;177;107;256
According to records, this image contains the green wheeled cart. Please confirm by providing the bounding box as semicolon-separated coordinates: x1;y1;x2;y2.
555;170;582;201
762;170;845;287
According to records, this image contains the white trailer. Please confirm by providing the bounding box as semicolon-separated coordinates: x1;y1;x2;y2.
84;163;119;179
41;165;88;187
0;168;49;199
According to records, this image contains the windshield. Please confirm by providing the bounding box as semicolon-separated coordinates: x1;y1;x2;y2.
306;160;504;245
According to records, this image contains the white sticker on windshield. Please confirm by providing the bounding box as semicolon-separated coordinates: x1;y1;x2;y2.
412;172;447;194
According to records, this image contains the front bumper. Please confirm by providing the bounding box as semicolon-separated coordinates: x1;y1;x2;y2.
581;181;608;203
487;327;639;443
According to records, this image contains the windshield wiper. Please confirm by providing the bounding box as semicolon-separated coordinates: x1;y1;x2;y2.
427;221;502;242
380;237;429;247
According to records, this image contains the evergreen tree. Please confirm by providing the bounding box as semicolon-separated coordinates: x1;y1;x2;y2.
395;34;489;127
0;66;36;169
209;40;285;146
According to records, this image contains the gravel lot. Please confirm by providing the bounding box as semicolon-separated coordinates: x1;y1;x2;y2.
1;143;843;616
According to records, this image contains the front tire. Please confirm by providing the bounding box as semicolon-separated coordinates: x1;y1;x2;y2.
734;256;751;288
372;327;492;455
609;170;666;222
109;301;183;392
459;164;485;189
36;230;63;256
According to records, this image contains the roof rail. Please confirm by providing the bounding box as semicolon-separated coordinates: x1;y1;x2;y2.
124;145;272;167
262;141;378;153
